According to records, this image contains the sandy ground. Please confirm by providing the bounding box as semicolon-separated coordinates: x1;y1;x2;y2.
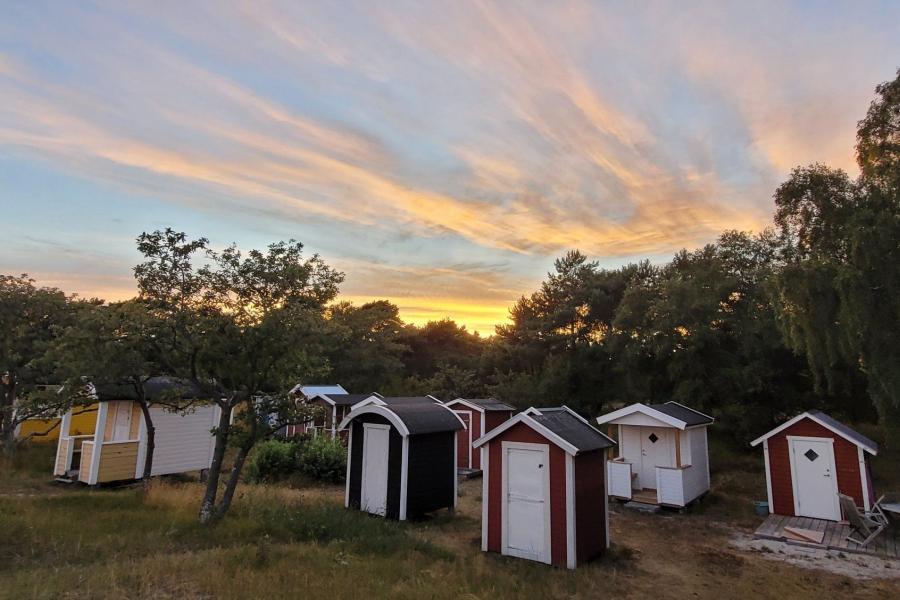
731;533;900;580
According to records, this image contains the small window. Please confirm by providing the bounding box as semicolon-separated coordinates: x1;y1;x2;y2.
804;449;819;462
648;433;659;444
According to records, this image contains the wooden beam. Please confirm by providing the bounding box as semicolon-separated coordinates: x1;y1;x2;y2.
607;425;617;458
674;429;682;468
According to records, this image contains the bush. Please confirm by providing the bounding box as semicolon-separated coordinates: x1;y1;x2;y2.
297;436;346;484
246;440;298;484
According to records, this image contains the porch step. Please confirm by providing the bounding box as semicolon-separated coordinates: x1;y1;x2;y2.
457;468;482;480
624;501;661;514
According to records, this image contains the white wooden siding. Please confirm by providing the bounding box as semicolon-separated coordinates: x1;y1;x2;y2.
607;460;633;499
681;426;710;503
656;468;685;505
148;405;218;476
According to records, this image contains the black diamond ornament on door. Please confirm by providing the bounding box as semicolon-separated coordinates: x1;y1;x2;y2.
804;449;819;462
648;433;659;444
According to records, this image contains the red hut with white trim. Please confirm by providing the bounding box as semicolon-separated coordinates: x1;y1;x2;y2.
473;406;616;569
750;410;878;521
443;398;515;471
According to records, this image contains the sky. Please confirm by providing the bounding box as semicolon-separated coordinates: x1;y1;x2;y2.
2;1;898;336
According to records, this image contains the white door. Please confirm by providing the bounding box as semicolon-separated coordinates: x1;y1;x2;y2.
361;424;390;516
113;402;133;441
503;443;550;564
790;437;840;520
639;426;672;489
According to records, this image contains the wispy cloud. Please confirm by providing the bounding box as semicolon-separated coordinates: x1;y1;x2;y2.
2;0;897;331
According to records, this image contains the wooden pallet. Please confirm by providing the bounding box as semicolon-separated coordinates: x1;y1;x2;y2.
754;514;900;559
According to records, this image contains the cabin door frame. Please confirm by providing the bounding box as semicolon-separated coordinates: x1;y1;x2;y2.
361;423;391;516
501;440;552;564
787;435;840;520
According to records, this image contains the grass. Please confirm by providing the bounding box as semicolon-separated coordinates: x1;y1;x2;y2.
1;442;899;599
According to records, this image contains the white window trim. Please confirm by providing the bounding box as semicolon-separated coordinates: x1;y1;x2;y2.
786;435;840;520
501;440;552;565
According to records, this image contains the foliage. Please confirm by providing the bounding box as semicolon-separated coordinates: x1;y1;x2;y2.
296;435;347;484
0;274;84;453
246;439;300;484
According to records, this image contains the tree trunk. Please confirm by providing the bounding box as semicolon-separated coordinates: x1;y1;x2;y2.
215;442;252;519
1;379;18;457
199;401;233;525
137;399;155;480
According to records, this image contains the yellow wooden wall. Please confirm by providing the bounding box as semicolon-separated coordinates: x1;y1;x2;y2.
17;405;98;442
97;441;139;482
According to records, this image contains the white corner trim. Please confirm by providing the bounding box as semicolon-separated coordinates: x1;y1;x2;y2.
762;440;774;513
452;433;458;508
481;445;489;552
134;408;148;479
858;446;870;512
89;402;108;485
604;456;610;549
400;435;410;520
344;423;353;508
566;453;577;569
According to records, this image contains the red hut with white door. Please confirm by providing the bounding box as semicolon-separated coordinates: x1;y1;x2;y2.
472;407;615;569
750;410;878;521
443;398;515;471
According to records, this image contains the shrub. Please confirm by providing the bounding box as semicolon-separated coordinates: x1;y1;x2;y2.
246;440;298;483
297;436;346;484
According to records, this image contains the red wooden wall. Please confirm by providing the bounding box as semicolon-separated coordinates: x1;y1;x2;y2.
574;449;607;564
766;417;864;516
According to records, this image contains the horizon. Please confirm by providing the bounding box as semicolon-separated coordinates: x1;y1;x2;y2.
3;2;900;336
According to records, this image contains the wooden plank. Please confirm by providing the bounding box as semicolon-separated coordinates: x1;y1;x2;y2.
784;526;825;544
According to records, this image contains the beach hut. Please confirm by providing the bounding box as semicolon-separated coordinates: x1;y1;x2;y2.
443;398;516;471
473;406;615;569
750;410;878;521
596;402;713;507
338;398;465;520
295;392;382;440
285;384;348;437
53;377;220;484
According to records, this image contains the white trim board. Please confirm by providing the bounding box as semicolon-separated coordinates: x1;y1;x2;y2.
501;441;552;565
481;445;489;552
565;452;577;569
474;413;579;455
595;403;687;430
338;405;410;436
750;412;877;455
786;435;840;520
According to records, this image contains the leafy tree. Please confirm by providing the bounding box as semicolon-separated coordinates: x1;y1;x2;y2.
325;300;408;392
0;274;81;454
771;70;900;438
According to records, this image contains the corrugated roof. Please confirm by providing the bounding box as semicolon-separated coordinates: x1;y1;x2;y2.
530;409;615;452
808;410;878;453
648;402;714;426
386;403;464;435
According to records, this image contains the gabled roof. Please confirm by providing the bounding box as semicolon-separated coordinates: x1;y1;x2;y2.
474;406;615;456
338;401;465;436
750;410;878;455
445;398;515;413
595;401;713;430
317;392;381;407
290;384;348;397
